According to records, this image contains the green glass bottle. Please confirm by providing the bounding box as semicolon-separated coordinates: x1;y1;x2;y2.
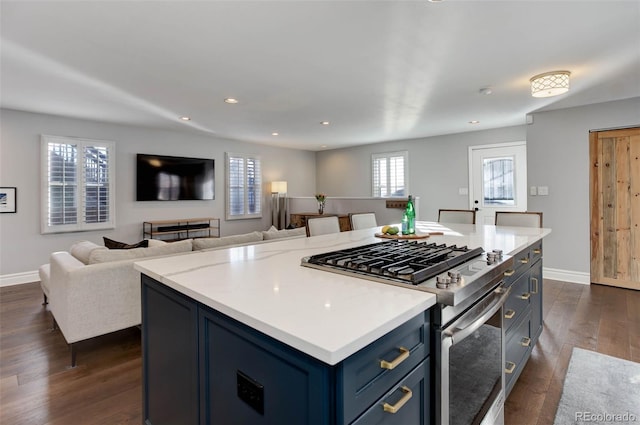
404;195;415;235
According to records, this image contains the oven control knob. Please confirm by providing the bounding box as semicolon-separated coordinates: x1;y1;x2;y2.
492;249;503;258
487;252;497;264
436;275;451;288
447;271;461;283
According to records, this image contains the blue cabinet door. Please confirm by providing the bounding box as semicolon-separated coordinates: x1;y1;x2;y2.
142;275;200;425
199;307;332;425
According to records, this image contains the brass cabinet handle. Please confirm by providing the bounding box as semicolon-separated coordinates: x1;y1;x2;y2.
380;347;410;370
520;337;532;347
504;309;516;319
531;277;539;294
519;292;531;300
533;248;542;255
383;386;413;414
520;258;529;264
505;361;516;374
504;269;515;277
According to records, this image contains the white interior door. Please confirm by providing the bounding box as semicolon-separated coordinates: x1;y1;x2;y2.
469;142;528;225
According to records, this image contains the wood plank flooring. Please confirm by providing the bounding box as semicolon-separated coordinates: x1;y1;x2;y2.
1;279;639;424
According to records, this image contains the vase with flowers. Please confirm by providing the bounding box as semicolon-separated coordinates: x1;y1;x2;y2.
315;193;327;214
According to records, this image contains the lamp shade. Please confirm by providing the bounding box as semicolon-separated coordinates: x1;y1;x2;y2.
530;71;570;98
271;181;287;194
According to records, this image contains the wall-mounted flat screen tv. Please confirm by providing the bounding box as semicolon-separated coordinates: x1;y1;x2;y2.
136;154;215;201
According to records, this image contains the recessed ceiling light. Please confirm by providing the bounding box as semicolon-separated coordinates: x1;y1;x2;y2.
479;87;493;95
180;116;191;121
469;120;480;124
272;132;279;136
320;145;327;149
320;121;330;125
224;98;239;104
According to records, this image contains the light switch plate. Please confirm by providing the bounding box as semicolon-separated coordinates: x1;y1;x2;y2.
459;187;469;195
530;186;537;196
538;186;549;196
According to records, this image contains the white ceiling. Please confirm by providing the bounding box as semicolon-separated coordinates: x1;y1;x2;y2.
2;1;639;151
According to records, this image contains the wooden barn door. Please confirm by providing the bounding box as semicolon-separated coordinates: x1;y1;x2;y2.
590;127;640;290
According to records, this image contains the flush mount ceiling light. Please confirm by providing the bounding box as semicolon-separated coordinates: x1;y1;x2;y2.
320;121;330;125
179;116;191;121
530;71;571;98
224;98;239;104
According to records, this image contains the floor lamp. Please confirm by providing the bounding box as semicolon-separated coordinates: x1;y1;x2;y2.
270;181;288;230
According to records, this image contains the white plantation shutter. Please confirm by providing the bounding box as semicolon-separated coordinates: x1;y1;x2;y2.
226;152;262;219
372;151;408;197
41;135;115;233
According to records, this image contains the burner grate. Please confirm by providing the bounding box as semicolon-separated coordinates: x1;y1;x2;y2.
305;240;484;285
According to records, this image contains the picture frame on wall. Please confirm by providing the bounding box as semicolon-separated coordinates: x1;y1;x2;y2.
0;187;17;213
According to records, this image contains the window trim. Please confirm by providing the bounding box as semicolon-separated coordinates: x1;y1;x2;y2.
371;150;409;198
40;134;116;234
225;152;263;220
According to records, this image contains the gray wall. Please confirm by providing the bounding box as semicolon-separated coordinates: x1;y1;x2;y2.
0;109;317;276
316;97;640;275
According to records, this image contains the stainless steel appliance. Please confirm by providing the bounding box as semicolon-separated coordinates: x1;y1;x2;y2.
302;239;514;425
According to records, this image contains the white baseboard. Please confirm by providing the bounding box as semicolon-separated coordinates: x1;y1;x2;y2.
0;270;39;287
543;267;590;285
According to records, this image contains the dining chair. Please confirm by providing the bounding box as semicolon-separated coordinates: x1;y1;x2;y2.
438;209;476;224
494;211;543;228
306;216;341;237
349;212;378;230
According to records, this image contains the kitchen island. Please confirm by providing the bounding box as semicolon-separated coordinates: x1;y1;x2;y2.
135;221;550;425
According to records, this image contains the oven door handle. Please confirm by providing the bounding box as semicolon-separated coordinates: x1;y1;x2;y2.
443;284;511;345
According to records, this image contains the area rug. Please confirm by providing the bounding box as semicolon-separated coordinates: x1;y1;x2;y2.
554;347;640;424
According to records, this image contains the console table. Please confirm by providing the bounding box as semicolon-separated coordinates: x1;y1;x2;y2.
143;217;220;241
290;213;351;232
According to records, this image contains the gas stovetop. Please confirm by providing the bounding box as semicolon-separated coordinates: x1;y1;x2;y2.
301;240;513;306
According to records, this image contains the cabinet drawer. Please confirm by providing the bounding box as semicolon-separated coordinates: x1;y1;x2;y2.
505;310;532;390
352;359;430;425
338;311;430;425
529;240;543;264
503;272;531;332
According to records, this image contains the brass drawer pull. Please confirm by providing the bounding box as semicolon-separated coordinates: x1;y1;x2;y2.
380;347;410;370
520;258;529;264
533;248;542;255
505;361;516;374
504;309;516;319
531;277;539;294
520;337;532;347
519;292;531;300
504;269;515;277
383;386;412;414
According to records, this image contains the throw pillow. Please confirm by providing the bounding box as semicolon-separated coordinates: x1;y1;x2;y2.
103;237;149;250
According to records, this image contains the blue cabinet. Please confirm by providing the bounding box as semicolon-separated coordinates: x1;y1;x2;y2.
141;275;432;425
503;240;544;397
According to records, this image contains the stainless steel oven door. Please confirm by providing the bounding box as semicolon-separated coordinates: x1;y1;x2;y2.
436;283;511;425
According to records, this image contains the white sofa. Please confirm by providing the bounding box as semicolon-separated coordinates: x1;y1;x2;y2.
41;226;306;366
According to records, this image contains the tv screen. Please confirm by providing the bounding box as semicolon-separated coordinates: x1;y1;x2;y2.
136;154;215;201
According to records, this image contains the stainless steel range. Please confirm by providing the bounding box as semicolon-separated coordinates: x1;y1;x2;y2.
301;239;514;425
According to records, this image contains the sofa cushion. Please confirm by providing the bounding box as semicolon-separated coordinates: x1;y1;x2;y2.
262;226;306;240
147;239;168;247
88;239;193;264
103;237;149;250
70;241;106;265
192;231;264;251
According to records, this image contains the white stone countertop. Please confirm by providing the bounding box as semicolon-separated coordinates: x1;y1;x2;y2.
134;221;551;365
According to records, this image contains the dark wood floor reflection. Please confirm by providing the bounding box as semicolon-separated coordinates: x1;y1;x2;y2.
1;280;638;424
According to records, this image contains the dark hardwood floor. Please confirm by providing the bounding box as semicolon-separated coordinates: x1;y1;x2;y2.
1;279;638;424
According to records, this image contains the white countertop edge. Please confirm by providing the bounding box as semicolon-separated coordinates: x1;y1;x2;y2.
142;271;437;365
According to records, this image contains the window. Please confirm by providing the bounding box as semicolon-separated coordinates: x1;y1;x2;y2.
483;156;515;206
372;151;408;197
225;152;262;220
40;135;115;234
